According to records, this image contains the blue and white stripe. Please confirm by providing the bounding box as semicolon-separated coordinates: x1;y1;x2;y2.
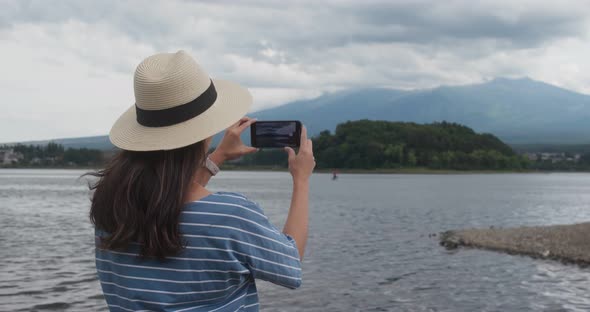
96;192;302;311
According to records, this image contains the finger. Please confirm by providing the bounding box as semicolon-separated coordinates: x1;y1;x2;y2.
242;146;259;155
284;146;296;159
231;116;250;129
231;118;244;128
238;116;251;126
307;139;313;153
237;117;257;133
300;125;308;147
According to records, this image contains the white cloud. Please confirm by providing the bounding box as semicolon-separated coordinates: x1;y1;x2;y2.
1;0;590;142
0;21;155;142
249;88;322;111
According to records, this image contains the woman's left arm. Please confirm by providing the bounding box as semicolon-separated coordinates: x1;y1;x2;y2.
194;117;258;186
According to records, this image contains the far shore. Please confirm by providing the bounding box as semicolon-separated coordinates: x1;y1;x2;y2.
224;167;540;174
1;166;588;174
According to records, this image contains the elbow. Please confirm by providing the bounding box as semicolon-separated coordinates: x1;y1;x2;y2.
291;267;303;289
289;278;302;290
285;265;303;289
293;279;302;289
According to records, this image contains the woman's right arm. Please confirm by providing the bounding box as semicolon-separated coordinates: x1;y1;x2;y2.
225;127;314;289
282;126;316;261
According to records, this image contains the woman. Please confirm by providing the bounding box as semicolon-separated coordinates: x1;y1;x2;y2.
88;51;315;311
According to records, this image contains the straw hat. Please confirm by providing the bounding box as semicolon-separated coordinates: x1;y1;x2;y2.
109;50;252;151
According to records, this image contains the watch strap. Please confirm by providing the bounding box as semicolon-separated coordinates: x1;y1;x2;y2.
205;156;220;176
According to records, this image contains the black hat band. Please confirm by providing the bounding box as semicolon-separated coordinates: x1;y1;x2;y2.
135;80;217;127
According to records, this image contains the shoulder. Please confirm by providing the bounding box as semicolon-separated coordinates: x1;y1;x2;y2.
185;191;267;220
212;191;251;202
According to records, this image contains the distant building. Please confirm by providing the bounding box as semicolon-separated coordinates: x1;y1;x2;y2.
519;151;582;164
524;153;538;161
0;148;24;165
540;152;563;161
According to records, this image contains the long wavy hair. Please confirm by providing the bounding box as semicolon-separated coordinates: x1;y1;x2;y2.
86;141;206;259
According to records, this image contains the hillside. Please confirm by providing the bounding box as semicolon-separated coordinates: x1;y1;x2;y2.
254;77;590;144
239;120;528;170
7;77;590;149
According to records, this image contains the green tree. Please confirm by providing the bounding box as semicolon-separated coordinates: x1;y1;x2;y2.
233;119;525;171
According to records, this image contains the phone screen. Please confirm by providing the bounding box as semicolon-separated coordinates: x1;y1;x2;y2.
250;121;302;148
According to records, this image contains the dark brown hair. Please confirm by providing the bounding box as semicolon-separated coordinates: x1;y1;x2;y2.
86;141;206;259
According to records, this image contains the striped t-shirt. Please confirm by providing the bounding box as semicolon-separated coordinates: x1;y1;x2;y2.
95;191;302;311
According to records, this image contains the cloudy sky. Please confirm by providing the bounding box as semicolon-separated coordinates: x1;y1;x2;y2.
1;0;589;142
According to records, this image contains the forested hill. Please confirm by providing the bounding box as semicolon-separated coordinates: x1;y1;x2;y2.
239;120;528;170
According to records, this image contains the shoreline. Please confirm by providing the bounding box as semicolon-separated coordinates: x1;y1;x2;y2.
440;222;590;267
1;166;588;174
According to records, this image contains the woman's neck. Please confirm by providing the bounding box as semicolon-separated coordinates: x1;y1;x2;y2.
184;181;212;204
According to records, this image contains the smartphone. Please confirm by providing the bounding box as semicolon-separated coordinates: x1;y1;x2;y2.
250;120;302;148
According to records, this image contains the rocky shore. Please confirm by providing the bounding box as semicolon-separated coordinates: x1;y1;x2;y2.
440;222;590;267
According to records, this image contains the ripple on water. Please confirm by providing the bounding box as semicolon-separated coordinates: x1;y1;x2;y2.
377;272;418;286
56;276;98;287
0;287;47;297
4;170;590;311
30;302;71;310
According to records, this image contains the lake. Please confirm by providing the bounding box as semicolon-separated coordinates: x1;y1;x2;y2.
1;169;590;311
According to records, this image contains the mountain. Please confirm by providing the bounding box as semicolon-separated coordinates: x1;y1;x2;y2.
253;77;590;144
6;77;590;149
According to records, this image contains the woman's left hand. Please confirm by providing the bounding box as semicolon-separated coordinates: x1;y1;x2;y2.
210;117;258;165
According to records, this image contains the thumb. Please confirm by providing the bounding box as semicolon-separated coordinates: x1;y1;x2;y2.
284;147;296;159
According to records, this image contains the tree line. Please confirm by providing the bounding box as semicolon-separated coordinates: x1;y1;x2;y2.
239;120;530;171
6;120;590;171
1;142;104;167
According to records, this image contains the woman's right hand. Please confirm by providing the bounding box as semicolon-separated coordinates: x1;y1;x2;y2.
284;126;315;183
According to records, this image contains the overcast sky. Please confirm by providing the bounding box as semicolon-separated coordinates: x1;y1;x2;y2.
1;0;589;142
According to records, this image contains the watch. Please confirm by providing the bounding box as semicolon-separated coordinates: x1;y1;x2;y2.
205;156;220;176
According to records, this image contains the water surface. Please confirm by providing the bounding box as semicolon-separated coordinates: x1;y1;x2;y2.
1;169;590;311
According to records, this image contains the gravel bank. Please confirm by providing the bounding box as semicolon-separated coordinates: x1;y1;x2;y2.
440;222;590;267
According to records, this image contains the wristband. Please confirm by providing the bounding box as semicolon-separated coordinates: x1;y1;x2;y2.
204;156;220;176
